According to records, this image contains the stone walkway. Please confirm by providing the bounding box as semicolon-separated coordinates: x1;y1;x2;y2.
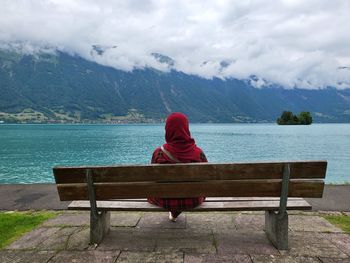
1;211;350;262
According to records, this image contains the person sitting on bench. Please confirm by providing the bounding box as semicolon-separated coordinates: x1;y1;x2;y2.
147;112;208;222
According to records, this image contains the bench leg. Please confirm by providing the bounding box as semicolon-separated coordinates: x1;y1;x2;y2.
265;210;288;250
90;211;110;244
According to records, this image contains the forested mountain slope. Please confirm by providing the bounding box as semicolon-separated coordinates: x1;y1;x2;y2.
1;49;350;123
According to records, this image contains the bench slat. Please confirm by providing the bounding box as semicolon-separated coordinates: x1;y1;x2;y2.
101;197;305;202
54;161;327;184
57;179;324;201
68;198;312;211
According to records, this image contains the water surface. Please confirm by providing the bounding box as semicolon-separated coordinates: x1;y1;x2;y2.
0;123;349;183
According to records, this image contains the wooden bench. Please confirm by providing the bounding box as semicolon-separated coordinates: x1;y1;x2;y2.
53;160;327;250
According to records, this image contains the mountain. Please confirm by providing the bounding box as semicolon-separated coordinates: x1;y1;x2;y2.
1;49;350;123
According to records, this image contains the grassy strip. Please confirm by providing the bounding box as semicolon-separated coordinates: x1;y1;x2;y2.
324;214;350;234
0;211;57;249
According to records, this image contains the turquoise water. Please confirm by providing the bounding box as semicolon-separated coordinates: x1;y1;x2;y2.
0;123;349;184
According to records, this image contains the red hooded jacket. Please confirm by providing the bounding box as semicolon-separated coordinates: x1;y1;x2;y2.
147;112;207;213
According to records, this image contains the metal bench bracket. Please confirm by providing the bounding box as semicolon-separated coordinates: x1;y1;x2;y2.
278;163;290;216
265;163;290;250
86;169;110;244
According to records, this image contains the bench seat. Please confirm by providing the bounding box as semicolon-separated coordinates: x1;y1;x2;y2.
68;197;312;211
54;161;327;250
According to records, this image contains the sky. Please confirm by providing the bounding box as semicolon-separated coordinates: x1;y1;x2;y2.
1;0;350;89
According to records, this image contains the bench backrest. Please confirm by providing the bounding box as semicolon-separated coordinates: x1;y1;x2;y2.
53;161;327;201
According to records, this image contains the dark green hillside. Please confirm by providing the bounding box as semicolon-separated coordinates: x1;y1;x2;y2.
0;49;350;123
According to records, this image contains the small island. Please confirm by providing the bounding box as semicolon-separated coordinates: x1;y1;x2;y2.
277;111;312;125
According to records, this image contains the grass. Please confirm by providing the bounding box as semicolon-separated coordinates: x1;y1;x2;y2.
0;211;57;249
324;214;350;234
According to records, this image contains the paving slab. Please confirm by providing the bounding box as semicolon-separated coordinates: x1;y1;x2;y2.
251;255;321;263
289;215;343;233
111;212;142;227
2;210;350;263
97;227;156;252
6;227;60;250
117;251;183;263
241;211;265;215
288;232;348;258
234;213;265;231
43;212;89;226
186;213;235;232
154;229;215;254
324;233;350;257
137;212;186;229
66;227;91;250
184;253;252;262
319;258;350;263
0;250;56;263
215;230;279;255
49;250;120;263
37;227;80;251
43;211;142;227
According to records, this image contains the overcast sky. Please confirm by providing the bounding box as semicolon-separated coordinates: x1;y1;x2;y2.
1;0;350;89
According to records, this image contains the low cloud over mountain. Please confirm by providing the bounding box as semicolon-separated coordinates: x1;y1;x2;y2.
1;0;350;89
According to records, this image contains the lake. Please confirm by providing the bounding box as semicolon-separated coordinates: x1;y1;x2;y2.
0;123;349;184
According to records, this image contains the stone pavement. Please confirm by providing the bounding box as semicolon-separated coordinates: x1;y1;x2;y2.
1;211;350;262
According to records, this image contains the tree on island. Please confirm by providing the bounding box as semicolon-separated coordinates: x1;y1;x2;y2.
277;111;312;125
298;111;313;124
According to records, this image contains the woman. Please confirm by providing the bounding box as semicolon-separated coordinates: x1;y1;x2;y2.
147;112;208;222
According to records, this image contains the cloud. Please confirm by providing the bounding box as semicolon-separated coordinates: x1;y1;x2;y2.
0;0;350;89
